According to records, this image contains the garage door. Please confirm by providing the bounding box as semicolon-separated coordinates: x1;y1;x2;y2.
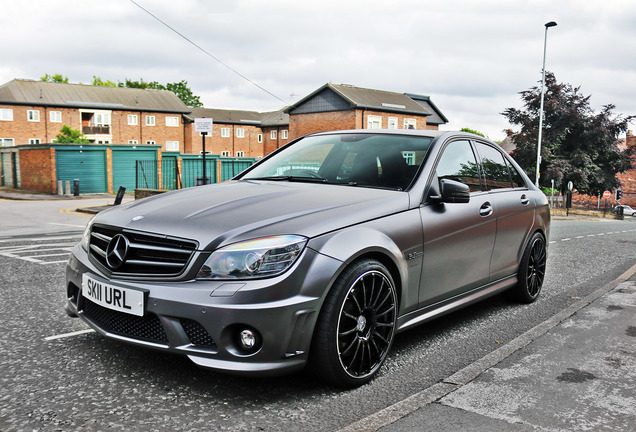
56;149;107;193
112;149;157;191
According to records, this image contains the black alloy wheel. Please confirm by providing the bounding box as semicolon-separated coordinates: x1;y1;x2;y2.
512;232;547;303
311;259;397;387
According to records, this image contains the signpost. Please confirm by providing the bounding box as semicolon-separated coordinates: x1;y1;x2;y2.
194;118;213;185
602;190;611;198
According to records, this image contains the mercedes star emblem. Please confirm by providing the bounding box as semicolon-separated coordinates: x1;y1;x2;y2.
106;234;129;269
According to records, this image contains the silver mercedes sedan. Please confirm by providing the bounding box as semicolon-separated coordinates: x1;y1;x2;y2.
65;130;550;387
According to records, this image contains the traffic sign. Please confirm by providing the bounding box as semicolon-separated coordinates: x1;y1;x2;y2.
194;118;213;134
603;190;611;198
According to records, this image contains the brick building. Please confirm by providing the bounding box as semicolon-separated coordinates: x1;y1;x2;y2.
617;130;636;207
0;79;190;151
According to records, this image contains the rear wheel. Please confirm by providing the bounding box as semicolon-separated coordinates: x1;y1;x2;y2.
310;259;397;387
510;232;547;303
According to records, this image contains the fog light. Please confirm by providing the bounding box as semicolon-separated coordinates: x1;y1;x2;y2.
239;329;256;350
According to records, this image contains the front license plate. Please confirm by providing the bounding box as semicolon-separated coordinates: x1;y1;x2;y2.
82;274;145;316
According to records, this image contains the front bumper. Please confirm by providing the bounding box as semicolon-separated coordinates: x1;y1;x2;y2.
65;243;342;376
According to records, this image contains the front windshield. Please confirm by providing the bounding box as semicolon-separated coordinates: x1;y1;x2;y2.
241;133;433;191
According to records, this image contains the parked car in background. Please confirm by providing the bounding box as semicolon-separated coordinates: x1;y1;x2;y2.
65;130;550;387
612;205;636;216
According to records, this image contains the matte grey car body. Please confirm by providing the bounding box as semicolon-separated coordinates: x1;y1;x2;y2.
65;130;550;387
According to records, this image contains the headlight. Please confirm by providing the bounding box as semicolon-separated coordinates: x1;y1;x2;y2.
81;216;96;251
197;235;307;280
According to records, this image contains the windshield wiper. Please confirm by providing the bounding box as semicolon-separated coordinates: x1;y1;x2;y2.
246;176;328;183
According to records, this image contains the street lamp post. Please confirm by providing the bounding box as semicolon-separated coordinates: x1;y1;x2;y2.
535;21;557;187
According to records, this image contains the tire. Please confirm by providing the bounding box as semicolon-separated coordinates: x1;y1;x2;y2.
310;259;398;388
510;232;547;303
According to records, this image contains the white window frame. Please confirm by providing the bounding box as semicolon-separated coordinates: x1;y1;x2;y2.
128;140;139;144
257;134;263;143
29;138;41;144
128;114;138;125
27;110;40;122
270;130;277;140
166;141;179;151
281;130;288;139
145;140;156;145
0;109;13;121
94;112;111;126
0;138;15;147
236;128;245;138
404;118;416;129
49;111;62;123
165;116;179;127
145;115;156;126
236;151;245;157
388;117;398;129
221;127;230;137
221;151;231;157
367;115;382;129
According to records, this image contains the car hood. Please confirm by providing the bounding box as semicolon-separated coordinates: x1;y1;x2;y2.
94;180;411;250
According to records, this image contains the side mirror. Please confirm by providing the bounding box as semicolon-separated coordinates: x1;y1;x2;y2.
439;179;470;203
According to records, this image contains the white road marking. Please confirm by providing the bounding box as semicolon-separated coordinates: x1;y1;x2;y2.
44;329;95;341
48;222;86;228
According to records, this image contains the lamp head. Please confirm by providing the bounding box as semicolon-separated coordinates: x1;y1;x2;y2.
545;21;557;28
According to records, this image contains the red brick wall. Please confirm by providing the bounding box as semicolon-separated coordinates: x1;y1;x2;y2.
289;111;357;140
19;147;56;193
616;131;636;207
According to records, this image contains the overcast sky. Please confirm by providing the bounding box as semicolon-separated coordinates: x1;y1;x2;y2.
2;0;635;141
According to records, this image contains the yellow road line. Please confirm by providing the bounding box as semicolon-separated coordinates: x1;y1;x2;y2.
59;206;94;216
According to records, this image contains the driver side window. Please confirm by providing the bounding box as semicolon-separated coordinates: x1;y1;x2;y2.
436;140;482;192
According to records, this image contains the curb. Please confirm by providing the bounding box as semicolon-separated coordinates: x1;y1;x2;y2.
338;262;636;432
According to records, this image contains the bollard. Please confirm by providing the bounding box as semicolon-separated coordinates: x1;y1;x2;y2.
73;179;80;197
65;180;71;196
57;180;63;195
114;186;126;205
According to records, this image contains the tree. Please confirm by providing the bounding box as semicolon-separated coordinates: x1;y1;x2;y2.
460;127;486;138
40;74;69;83
502;72;635;195
91;76;117;87
120;79;203;107
55;125;90;143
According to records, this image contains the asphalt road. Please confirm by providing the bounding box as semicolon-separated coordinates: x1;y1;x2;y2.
1;216;635;431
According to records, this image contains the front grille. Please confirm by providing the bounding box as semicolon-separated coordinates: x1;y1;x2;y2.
88;225;198;277
181;319;216;349
82;299;168;344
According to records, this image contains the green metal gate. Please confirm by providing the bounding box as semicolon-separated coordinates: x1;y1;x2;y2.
112;148;157;191
55;149;107;193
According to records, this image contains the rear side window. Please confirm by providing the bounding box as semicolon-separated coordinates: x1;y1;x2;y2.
435;140;482;192
476;143;512;190
507;160;527;188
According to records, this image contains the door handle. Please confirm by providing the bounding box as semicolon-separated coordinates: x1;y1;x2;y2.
520;194;530;205
479;202;493;217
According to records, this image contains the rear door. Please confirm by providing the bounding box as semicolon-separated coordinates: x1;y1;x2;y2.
474;142;535;280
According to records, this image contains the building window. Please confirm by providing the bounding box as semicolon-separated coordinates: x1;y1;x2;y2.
236;151;245;157
0;109;13;121
402;151;415;165
388;117;398;129
166;116;179;127
281;130;288;139
236;128;245;138
257;134;263;143
94;112;110;126
270;130;277;140
29;138;41;144
146;140;156;145
367;115;382;129
50;111;62;123
27;110;40;122
128;140;139;144
166;141;179;151
145;115;156;126
221;127;230;137
404;119;416;129
221;151;231;157
0;138;15;147
96;140;111;144
128;114;138;125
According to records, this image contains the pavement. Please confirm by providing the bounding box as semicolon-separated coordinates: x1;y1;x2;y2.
0;187;128;213
3;187;636;431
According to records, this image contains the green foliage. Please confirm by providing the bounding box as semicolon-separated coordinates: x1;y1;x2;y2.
502;72;635;195
460;128;486;138
91;76;118;87
40;74;69;83
55;125;90;143
540;186;557;196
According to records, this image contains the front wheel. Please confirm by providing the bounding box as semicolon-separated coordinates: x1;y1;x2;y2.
510;232;547;303
310;259;398;387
